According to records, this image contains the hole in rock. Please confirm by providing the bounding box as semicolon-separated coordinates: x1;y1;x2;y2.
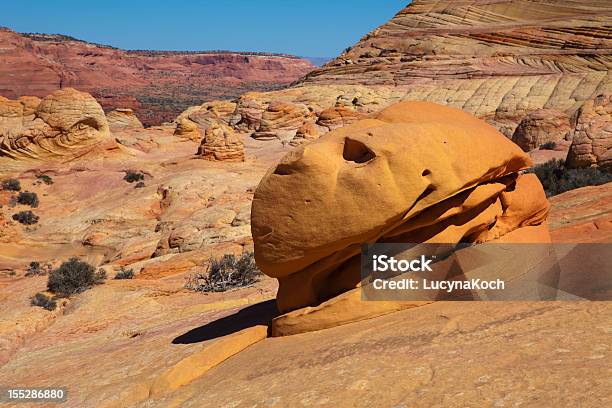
343;137;375;164
74;117;101;131
422;169;431;177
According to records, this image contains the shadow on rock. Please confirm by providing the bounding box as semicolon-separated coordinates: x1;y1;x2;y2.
172;299;279;344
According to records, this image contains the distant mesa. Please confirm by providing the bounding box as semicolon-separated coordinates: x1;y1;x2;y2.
168;0;610;160
0;27;316;126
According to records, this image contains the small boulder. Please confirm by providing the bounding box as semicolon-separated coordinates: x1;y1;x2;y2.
197;123;245;162
512;109;571;151
566;94;612;170
106;108;144;131
316;105;365;131
252;100;315;141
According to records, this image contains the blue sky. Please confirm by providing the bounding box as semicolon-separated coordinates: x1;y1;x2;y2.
1;1;409;57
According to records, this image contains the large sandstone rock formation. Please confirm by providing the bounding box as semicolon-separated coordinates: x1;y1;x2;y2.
175;85;404;143
174;100;238;142
251;102;550;325
252;101;315;141
298;0;612;137
566;94;612;169
0;88;113;160
511;109;572;152
106;108;144;131
196;123;245;162
0;27;315;126
171;0;610;147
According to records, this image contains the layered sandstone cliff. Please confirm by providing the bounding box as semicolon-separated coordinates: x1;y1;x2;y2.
299;0;612;137
0;28;315;126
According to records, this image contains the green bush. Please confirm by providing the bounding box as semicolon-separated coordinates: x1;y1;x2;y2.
185;252;261;293
37;174;54;185
31;292;57;311
114;267;134;279
25;261;47;277
2;178;21;191
530;159;612;197
17;191;39;207
123;171;145;183
47;258;106;297
539;141;556;150
12;210;39;225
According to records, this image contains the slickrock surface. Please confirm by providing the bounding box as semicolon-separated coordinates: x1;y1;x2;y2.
252;102;549;320
0;88;115;161
196;123;245;162
106;108;144;132
0;109;609;407
566;93;612;169
148;301;610;408
299;0;612;137
549;182;612;242
0;28;315;126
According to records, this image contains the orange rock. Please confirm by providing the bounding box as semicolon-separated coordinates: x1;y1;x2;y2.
289;121;324;146
316;105;365;131
149;325;268;397
106;108;144;131
566;94;612;170
252;101;540;316
0;88;112;160
196;123;245;162
252;100;315;141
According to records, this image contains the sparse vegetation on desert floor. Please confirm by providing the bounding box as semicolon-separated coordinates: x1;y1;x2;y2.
47;257;106;297
0;0;611;405
530;159;612;197
185;252;262;292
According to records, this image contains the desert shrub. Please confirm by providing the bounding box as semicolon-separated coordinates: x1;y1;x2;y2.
123;171;145;183
134;181;145;189
17;191;39;207
529;159;612;197
95;268;107;282
25;261;48;277
2;178;21;191
114;267;134;279
12;210;39;225
47;257;105;297
185;251;261;292
539;141;556;150
37;174;54;185
31;292;57;311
